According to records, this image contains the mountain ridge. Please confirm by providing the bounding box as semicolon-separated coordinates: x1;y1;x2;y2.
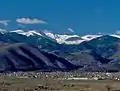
0;29;120;72
1;29;120;45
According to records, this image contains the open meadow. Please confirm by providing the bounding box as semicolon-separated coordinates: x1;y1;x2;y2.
0;77;120;91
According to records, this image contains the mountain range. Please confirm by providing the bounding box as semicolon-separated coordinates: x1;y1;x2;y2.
0;29;120;72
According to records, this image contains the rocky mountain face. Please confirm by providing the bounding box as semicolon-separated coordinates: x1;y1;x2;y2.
0;30;120;72
0;43;79;72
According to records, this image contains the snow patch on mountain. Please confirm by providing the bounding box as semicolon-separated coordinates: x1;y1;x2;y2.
10;30;42;37
110;34;120;38
2;29;120;45
43;30;83;44
55;34;80;44
0;29;7;34
10;30;103;44
43;30;55;39
81;34;102;41
62;39;85;45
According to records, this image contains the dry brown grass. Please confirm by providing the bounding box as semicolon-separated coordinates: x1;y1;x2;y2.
0;77;120;91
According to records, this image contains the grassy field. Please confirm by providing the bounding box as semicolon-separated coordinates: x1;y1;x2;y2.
0;77;120;91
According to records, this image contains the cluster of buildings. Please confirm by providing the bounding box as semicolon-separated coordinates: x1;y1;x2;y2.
0;71;120;80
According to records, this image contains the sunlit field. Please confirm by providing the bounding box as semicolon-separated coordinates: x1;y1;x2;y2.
0;77;120;91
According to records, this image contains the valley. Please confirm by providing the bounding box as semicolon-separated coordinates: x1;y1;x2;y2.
0;74;120;91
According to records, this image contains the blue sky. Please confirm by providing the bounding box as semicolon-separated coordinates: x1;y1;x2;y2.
0;0;120;35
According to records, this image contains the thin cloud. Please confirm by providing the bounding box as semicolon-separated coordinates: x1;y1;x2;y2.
68;28;74;33
16;18;47;24
0;20;10;26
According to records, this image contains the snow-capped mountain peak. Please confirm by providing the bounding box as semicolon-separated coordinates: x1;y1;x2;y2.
10;30;42;37
27;30;42;36
42;30;103;44
43;30;82;44
43;30;55;39
2;29;120;45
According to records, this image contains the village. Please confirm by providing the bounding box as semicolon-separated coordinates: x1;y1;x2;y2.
1;72;120;81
